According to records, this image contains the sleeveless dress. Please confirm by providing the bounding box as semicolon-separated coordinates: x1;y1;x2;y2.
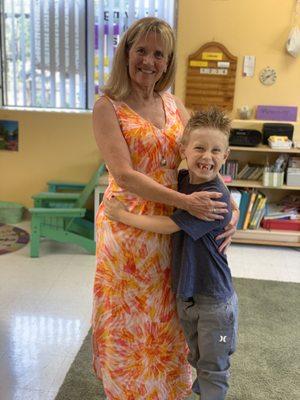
92;92;192;400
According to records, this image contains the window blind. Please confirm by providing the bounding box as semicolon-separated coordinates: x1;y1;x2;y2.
1;0;175;109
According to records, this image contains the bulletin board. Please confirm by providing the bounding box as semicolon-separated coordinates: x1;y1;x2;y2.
185;42;237;112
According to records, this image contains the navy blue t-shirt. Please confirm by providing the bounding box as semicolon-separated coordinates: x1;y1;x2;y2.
170;169;233;301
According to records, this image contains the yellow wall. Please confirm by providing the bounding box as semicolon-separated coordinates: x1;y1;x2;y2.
0;109;100;207
175;0;300;116
1;0;300;207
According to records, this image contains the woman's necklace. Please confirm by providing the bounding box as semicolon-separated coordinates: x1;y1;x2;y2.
156;128;168;167
161;157;167;167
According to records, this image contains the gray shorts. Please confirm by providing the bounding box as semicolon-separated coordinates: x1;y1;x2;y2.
177;291;238;400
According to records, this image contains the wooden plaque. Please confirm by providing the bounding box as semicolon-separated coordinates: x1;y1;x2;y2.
185;42;237;112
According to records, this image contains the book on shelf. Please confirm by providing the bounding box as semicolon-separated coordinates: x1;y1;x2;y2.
236;190;251;229
237;163;264;180
264;203;298;220
230;189;242;209
247;167;264;181
230;188;267;230
248;195;267;229
248;192;263;225
261;218;300;231
237;164;252;179
221;160;238;179
263;195;300;220
243;191;257;229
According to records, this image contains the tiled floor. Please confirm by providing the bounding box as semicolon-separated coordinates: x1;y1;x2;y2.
0;221;299;400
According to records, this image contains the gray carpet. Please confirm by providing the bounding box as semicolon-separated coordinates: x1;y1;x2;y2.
55;278;300;400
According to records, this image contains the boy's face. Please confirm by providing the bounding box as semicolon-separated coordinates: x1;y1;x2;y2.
181;128;229;184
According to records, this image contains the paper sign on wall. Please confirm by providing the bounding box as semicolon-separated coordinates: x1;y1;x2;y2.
202;52;223;61
243;55;255;77
190;60;208;67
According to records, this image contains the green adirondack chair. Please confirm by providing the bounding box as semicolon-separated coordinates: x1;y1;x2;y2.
29;163;106;257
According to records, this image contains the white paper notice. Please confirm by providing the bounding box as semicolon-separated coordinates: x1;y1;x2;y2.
243;55;255;77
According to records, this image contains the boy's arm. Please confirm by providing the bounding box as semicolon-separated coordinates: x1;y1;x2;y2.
104;197;180;234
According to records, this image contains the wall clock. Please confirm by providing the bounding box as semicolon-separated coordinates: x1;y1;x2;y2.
259;67;277;86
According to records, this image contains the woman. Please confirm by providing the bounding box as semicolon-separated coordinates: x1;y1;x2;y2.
92;17;238;400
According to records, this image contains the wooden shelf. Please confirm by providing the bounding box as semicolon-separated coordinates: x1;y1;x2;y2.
230;144;300;154
228;120;300;247
227;180;300;190
233;228;300;247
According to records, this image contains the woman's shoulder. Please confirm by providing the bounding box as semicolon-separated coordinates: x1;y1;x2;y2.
93;95;118;116
93;95;121;129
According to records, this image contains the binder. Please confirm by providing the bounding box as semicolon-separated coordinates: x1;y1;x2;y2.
237;190;250;229
230;189;242;208
249;195;266;229
243;191;257;229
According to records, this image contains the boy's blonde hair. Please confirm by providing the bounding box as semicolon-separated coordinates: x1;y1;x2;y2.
102;17;176;100
181;108;231;146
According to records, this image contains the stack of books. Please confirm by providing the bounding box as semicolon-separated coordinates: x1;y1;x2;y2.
230;189;267;230
261;195;300;231
220;160;238;180
236;163;264;181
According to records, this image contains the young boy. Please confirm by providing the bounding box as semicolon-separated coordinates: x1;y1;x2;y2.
104;108;238;400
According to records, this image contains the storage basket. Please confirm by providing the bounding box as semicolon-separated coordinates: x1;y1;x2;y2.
262;171;284;187
0;201;24;224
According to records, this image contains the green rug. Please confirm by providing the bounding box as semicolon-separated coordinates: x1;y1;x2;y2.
55;278;300;400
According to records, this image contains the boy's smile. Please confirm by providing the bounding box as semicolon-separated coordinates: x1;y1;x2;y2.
181;128;229;185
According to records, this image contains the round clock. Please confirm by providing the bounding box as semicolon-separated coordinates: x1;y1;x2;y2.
259;67;277;86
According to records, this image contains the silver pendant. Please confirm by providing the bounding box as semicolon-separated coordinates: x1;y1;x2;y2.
160;158;167;166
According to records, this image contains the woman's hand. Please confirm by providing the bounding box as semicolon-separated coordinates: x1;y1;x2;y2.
104;197;127;221
185;191;228;220
216;207;239;253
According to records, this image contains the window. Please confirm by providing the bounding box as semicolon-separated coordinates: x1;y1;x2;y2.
0;0;176;110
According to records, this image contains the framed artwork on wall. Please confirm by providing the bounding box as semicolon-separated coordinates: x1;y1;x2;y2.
0;120;19;151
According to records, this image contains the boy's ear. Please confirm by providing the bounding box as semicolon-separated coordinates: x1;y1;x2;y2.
222;148;230;164
179;143;186;159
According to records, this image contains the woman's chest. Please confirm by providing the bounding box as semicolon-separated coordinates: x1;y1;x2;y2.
134;106;166;130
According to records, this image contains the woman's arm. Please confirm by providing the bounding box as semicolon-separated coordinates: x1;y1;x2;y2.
93;96;227;219
104;198;179;234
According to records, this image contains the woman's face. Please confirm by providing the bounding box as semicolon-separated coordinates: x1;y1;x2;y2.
127;32;168;91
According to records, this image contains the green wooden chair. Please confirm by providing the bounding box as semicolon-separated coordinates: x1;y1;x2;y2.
46;181;86;193
29;163;106;257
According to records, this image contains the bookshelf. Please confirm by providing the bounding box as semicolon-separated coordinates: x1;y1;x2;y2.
95;120;300;248
227;180;300;191
229;119;300;247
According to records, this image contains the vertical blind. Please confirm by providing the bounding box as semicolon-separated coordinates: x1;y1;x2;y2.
1;0;175;110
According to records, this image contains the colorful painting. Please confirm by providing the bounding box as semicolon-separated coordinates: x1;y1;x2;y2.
0;120;19;151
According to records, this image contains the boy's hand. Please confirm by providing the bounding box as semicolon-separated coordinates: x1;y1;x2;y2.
104;197;127;221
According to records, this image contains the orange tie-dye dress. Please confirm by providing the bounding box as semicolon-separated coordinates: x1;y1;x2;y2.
92;92;192;400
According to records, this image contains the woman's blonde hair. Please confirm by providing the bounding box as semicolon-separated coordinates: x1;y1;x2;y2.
101;17;176;100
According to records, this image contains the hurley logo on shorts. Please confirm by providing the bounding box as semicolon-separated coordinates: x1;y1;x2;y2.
219;335;227;343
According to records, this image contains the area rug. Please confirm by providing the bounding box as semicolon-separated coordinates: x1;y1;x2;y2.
0;223;30;255
55;278;300;400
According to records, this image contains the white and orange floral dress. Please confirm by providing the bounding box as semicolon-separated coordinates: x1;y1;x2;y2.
92;92;192;400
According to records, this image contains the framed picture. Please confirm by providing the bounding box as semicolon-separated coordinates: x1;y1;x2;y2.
0;120;19;151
